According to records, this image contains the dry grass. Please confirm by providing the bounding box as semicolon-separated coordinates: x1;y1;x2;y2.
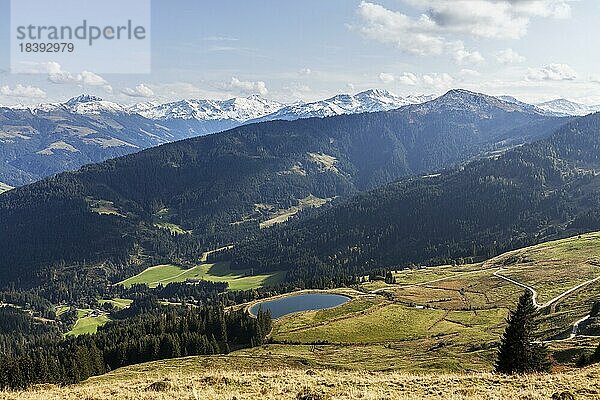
4;355;600;399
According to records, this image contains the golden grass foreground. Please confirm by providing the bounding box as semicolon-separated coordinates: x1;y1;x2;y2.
3;355;600;400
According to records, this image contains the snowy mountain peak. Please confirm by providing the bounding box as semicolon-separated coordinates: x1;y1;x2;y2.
65;94;104;108
249;90;434;123
536;99;600;117
136;95;283;122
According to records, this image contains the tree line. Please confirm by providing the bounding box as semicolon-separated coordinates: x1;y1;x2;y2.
0;302;271;389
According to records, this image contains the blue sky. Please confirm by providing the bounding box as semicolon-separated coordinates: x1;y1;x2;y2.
1;0;599;105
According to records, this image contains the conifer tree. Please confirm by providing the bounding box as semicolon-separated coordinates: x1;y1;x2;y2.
495;290;550;374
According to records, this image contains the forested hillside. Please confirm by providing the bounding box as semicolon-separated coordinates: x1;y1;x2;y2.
0;90;564;290
228;112;600;283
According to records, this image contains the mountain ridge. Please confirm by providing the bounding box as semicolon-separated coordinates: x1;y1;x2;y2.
0;92;569;289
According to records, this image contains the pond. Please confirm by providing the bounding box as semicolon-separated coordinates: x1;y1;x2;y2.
248;292;350;319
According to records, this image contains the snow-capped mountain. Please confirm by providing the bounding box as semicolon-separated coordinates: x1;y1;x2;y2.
14;94;127;116
0;89;573;188
250;89;434;123
65;94;127;115
0;95;182;186
536;99;600;117
135;95;284;122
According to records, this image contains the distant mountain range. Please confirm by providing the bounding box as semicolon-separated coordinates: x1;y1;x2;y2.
0;89;571;288
535;98;600;116
0;89;595;186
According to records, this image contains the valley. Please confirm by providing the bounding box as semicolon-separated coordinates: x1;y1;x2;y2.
1;90;600;397
4;0;600;396
3;232;600;398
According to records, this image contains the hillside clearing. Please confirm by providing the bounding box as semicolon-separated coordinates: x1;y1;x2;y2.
118;262;285;290
66;313;109;336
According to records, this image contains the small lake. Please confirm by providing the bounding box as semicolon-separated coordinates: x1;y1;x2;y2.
249;292;350;319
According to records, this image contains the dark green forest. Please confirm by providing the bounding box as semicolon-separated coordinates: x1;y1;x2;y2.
0;302;271;389
226;112;600;283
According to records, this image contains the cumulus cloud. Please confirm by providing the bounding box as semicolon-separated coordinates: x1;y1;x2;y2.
299;68;312;76
402;0;571;39
17;61;63;74
32;63;113;93
355;1;571;63
526;64;577;81
49;70;108;86
356;2;484;64
357;2;449;56
422;72;454;89
378;72;395;84
0;84;46;98
121;84;155;98
495;48;526;64
227;77;268;96
453;47;485;65
397;72;419;86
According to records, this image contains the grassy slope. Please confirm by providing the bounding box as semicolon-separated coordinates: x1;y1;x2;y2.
99;298;133;310
119;262;285;290
259;233;600;372
66;314;109;336
8;233;600;398
5;355;600;400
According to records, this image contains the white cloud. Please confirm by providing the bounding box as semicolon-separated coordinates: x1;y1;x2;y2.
227;77;268;96
356;2;484;64
299;68;312;76
453;46;485;65
590;75;600;84
40;63;112;93
422;73;454;89
356;2;448;56
17;61;63;74
397;72;419;85
378;72;395;84
79;71;108;87
495;48;526;64
0;84;46;98
48;70;108;86
121;84;155;98
526;64;577;81
355;1;571;64
402;0;571;39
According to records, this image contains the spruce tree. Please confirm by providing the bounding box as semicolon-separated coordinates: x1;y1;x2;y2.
495;290;550;374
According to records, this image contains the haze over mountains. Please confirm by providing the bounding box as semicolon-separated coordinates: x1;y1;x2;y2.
0;89;575;289
0;89;595;188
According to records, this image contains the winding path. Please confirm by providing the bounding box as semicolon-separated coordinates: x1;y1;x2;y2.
374;261;600;340
494;266;600;339
493;267;600;311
